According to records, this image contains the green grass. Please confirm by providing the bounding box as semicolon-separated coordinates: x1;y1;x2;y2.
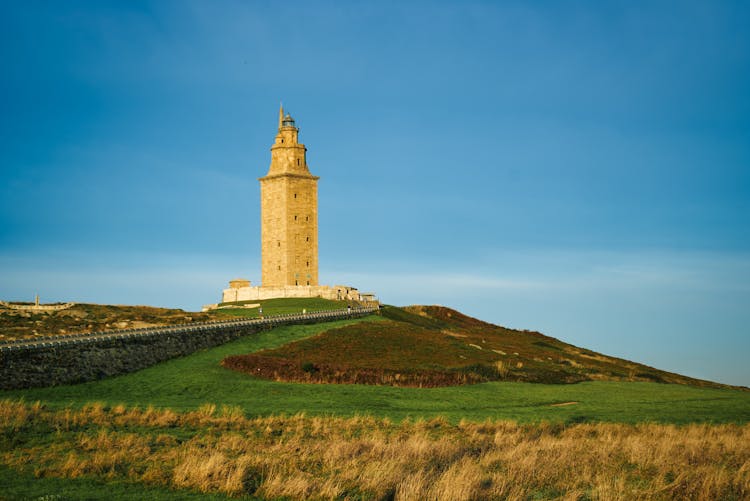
3;309;748;500
213;297;349;318
0;465;253;501
0;303;215;340
0;298;353;340
3;315;749;424
225;304;737;388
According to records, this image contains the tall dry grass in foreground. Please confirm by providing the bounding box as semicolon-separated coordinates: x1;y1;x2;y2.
1;399;748;500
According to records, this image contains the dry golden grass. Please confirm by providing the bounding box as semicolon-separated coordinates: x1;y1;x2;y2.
1;399;748;500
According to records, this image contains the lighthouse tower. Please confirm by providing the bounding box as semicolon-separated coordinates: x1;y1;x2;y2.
259;106;320;287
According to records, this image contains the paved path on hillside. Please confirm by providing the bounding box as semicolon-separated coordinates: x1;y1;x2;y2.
0;306;379;352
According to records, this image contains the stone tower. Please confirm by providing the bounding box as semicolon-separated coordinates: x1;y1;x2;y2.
259;106;319;287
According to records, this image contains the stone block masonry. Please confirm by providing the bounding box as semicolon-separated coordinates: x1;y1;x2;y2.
0;307;377;390
220;283;376;304
0;298;75;312
260;106;319;288
214;105;377;302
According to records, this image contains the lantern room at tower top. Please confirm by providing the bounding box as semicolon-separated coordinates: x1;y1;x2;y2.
265;106;316;181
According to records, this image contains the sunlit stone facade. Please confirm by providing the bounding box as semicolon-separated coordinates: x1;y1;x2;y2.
259;107;319;287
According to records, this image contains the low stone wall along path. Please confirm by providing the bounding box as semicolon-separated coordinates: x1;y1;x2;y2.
0;307;377;390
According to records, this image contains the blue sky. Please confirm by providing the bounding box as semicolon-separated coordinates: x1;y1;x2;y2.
1;1;748;386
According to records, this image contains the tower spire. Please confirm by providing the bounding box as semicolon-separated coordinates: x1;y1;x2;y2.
278;103;284;130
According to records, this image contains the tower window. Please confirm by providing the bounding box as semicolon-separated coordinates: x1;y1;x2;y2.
306;280;310;285
306;261;309;267
294;193;297;198
297;159;300;166
294;215;298;221
277;265;281;270
281;139;284;143
277;241;281;247
306;236;309;242
305;216;308;221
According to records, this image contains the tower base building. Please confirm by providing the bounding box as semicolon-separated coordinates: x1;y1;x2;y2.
220;281;374;304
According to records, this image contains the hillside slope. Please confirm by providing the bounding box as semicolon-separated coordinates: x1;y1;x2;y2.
0;298;348;340
224;304;731;389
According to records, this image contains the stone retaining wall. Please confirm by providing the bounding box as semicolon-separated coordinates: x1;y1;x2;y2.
0;300;75;312
0;307;376;390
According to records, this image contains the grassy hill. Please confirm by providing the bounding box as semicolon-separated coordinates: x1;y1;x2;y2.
3;313;747;424
223;304;731;389
0;298;349;340
2;305;748;500
2;400;748;501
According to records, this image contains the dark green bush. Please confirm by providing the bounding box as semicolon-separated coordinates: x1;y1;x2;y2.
301;362;317;373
